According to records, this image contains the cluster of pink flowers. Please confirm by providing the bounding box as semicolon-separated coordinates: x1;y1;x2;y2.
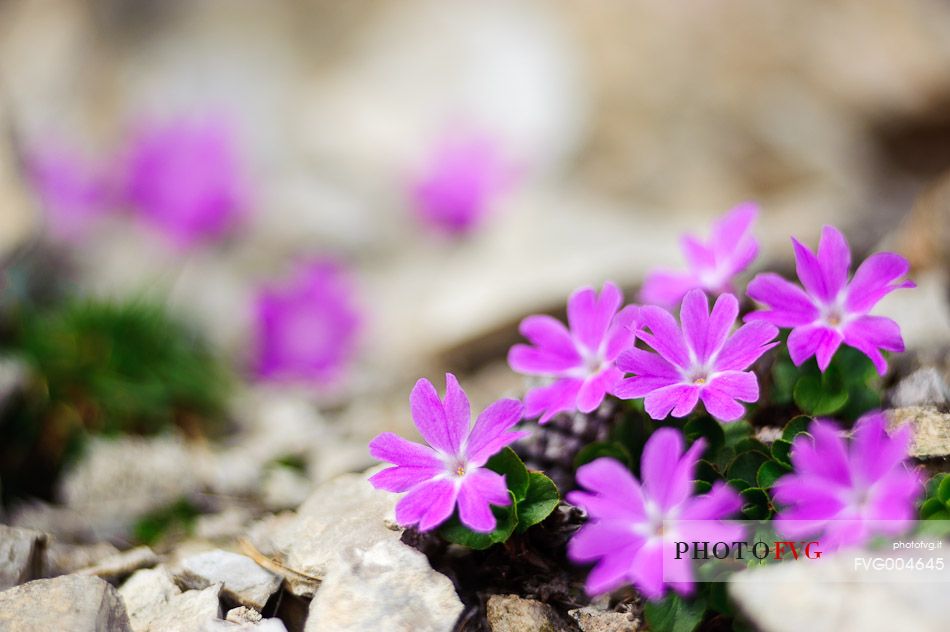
368;204;923;603
27;115;246;248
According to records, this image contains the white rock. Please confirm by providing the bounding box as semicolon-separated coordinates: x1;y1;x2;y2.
178;550;281;611
305;540;463;632
119;567;222;632
77;546;159;584
58;436;201;539
248;469;399;598
0;525;45;590
0;574;133;631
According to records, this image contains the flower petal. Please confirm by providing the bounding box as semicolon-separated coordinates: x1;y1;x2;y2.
395;478;458;531
850;412;912;485
466;398;525;465
704;293;740;361
787;325;842;371
457;469;510;533
745;272;819;327
792;235;832;302
572;457;647;517
817;226;851;301
584;542;641;596
701;371;758;421
648;430;705;511
790;420;852;487
638;305;690;369
368;432;442;469
568;520;642;561
614;375;683;400
568;282;622;354
509;315;582;374
680;288;711;362
442;373;471;451
627;541;665;600
577;367;622;413
368;465;441;493
603;305;639;360
643;383;700;419
524;378;584;423
842;315;904;376
845;252;915;314
409;378;454;454
680;482;742;520
712;321;779;372
712;202;759;271
639;270;698;310
617;348;680;379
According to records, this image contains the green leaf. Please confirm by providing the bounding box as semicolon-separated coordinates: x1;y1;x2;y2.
693;480;712;495
771;359;799;405
573;441;631;470
643;594;706;632
486;448;529;502
757;461;790;489
793;373;849;416
920;497;947;520
727;477;752;493
781;416;812;442
684;416;725;455
723;420;753;449
740;487;772;519
695;459;720;484
727;451;769;486
439;491;518;549
937;475;950;505
771;439;793;466
515;472;560;533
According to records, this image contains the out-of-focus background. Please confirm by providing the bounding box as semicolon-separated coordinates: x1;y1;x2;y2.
1;0;950;628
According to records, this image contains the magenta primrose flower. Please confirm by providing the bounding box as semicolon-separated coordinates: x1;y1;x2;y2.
568;428;742;599
745;225;914;375
255;259;361;386
508;282;639;423
411;131;515;237
369;374;526;532
26;142;113;241
773;412;922;550
615;289;778;422
640;202;759;309
125;116;246;248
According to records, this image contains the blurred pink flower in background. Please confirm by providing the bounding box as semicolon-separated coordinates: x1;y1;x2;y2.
124;116;247;249
254;259;362;387
26;142;114;241
640;202;759;309
410;131;516;237
773;412;922;550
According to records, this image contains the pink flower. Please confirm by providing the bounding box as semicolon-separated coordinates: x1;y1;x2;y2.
369;374;526;532
745;225;914;375
773;412;922;550
640;203;759;309
124;116;246;248
254;259;361;386
410;132;515;237
508;282;639;423
568;428;742;599
26;143;114;241
615;289;778;422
